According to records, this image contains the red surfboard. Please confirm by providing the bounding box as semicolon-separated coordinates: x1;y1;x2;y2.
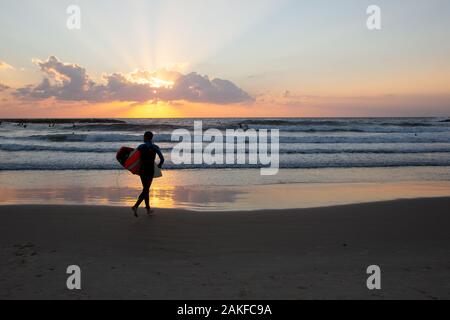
116;147;142;175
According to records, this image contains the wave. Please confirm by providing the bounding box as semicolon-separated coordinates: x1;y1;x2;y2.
239;118;448;128
4;118;449;134
265;127;449;133
240;119;376;126
69;123;194;132
284;148;450;154
4;133;145;142
2;132;450;144
279;135;450;144
0;144;171;154
2;161;450;171
43;124;450;134
3;143;450;155
0;118;126;124
0;144;123;153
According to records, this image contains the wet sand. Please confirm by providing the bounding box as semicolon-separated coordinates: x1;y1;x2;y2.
0;198;449;300
2;168;450;210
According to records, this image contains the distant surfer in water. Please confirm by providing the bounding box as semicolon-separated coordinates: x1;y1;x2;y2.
132;131;164;217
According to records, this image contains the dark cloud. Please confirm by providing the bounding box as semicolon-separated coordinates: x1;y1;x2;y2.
167;73;252;104
0;83;10;91
15;56;253;104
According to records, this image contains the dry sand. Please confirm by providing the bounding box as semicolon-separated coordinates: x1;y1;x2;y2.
0;198;449;300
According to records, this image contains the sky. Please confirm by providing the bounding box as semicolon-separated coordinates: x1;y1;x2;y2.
0;0;449;118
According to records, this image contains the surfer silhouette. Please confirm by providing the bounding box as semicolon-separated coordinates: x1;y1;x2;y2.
132;131;164;217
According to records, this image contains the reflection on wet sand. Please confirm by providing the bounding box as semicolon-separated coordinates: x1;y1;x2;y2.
0;185;243;210
2;180;450;211
1;170;450;210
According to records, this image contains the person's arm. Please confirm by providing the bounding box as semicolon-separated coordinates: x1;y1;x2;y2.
153;145;165;168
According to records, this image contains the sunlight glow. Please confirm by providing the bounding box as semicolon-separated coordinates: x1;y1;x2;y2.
133;76;174;88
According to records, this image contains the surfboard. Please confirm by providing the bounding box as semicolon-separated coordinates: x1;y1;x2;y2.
116;147;142;175
116;147;163;178
154;163;163;178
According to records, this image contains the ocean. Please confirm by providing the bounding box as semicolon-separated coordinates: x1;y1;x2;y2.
1;117;450;170
1;118;450;209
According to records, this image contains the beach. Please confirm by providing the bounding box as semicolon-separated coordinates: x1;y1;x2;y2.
1;198;449;300
1;118;450;299
1;0;450;303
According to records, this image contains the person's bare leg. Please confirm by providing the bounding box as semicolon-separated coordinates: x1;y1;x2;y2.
145;178;154;215
132;176;147;217
131;206;138;218
144;190;150;211
132;192;144;217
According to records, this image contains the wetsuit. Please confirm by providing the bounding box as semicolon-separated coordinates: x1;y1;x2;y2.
134;142;164;209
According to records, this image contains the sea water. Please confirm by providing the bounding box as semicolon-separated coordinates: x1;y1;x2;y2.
1;117;450;170
1;118;450;209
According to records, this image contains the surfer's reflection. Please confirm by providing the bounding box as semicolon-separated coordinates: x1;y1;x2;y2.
0;185;242;210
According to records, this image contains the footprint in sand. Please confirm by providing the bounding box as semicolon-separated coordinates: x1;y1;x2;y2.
12;242;38;263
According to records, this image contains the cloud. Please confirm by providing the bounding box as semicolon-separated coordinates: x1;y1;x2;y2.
168;73;253;104
0;83;10;91
15;56;253;104
0;61;13;70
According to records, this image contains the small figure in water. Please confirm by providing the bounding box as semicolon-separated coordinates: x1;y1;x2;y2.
131;131;164;217
239;123;249;130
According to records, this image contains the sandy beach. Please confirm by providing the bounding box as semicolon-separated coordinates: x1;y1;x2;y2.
2;0;450;304
0;198;449;300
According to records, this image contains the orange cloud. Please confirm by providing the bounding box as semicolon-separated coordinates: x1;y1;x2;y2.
15;56;253;105
0;60;13;70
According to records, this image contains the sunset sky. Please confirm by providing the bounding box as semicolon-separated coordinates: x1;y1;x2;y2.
1;0;449;118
